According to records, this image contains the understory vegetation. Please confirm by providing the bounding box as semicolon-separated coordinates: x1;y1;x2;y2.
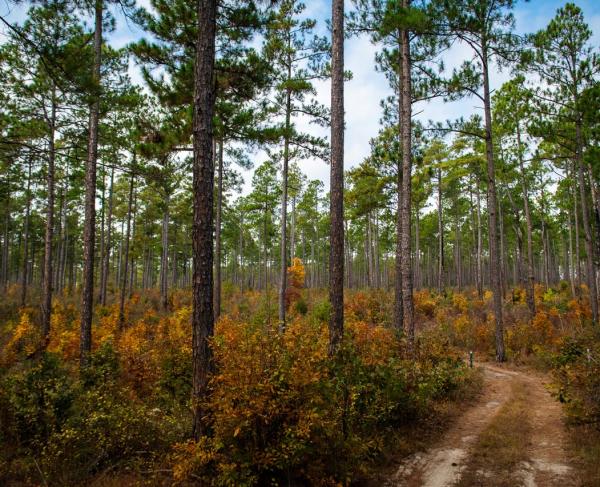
1;274;598;485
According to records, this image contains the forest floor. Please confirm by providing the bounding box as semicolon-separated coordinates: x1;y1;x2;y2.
384;363;577;487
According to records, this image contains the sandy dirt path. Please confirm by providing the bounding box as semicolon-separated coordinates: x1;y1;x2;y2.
386;363;576;487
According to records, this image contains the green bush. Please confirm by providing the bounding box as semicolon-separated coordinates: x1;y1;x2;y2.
159;348;192;406
294;297;308;315
311;299;331;323
80;341;120;388
42;385;175;483
2;353;75;448
553;329;600;429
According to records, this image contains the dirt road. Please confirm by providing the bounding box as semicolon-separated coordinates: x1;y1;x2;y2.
386;363;577;487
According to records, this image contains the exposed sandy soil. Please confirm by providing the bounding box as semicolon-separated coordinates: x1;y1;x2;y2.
385;363;577;487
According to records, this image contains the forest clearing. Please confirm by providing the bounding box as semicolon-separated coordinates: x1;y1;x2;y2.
1;0;600;485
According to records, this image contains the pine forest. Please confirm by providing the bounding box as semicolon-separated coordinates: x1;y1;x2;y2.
1;0;600;485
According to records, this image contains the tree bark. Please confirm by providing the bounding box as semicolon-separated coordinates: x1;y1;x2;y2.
41;87;57;341
100;166;114;305
374;211;381;288
1;187;9;293
476;180;483;297
160;194;170;310
415;207;421;290
278;84;291;331
399;12;414;344
576;120;598;323
20;159;32;307
329;0;344;355
118;173;134;329
482;41;505;361
587;163;600;300
517;123;536;316
80;0;102;367
499;200;507;298
214;140;223;320
394;166;404;330
567;206;577;296
192;0;217;440
437;167;444;294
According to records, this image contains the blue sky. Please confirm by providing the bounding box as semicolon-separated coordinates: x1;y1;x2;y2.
2;0;599;195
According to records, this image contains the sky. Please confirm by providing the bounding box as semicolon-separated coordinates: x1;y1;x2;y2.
2;0;600;196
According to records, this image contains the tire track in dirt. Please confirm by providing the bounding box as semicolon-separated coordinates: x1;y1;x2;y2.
386;363;575;487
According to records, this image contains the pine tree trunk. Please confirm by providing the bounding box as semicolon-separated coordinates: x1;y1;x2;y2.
517;123;536;315
54;188;64;293
455;208;462;290
328;0;344;356
399;13;414;343
437;167;444;294
393;35;404;332
476;183;483;297
100;166;114;305
129;189;137;297
42;87;57;341
118;173;134;329
374;211;381;288
482;43;505;361
58;177;69;294
415;207;421;290
160;195;169;310
99;170;106;297
80;0;103;367
499;200;507;298
345;219;352;289
568;207;577;296
367;214;373;287
20;159;32;307
542;216;549;288
279;84;291;331
214;140;223;320
291;196;296;260
238;216;244;294
191;0;217;440
587;163;600;298
576;119;598;323
1;191;9;293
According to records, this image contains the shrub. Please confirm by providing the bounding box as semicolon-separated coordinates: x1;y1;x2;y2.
171;317;471;485
294;297;308;315
552;329;600;430
311;299;331;323
158;348;192;406
80;341;120;388
42;384;179;483
1;353;75;449
1;311;41;366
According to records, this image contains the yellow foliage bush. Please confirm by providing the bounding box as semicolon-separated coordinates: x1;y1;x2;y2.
452;293;468;313
2;311;39;365
414;289;437;318
287;257;306;289
345;290;389;325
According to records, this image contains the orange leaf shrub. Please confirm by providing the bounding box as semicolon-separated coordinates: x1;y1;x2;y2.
172;315;470;485
452;292;468;313
285;258;306;310
1;311;39;365
414;289;437;318
345;290;390;325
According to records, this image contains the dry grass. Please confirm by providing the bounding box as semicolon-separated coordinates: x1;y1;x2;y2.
568;425;600;486
456;380;531;487
362;367;484;486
